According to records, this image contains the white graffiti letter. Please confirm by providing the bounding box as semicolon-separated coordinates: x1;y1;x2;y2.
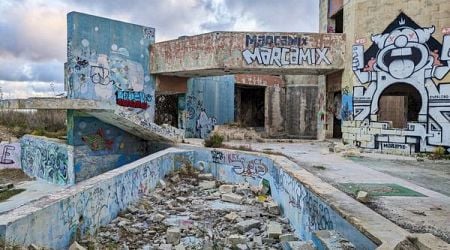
299;48;312;65
316;48;331;65
242;48;262;64
270;47;282;67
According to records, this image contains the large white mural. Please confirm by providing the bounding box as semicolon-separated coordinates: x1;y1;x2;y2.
345;13;450;154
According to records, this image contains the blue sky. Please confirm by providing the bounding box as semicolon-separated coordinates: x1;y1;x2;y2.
0;0;319;99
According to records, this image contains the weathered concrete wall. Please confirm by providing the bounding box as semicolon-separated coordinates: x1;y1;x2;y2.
193;148;377;249
1;145;436;249
185;76;235;138
284;76;319;139
67;12;155;118
151;32;345;77
266;84;286;137
68;111;149;182
0;148;191;249
0;143;21;169
20;135;74;185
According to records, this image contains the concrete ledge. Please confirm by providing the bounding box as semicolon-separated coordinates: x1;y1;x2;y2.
0;98;115;110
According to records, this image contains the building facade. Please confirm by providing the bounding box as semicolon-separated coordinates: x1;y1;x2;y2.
320;0;450;154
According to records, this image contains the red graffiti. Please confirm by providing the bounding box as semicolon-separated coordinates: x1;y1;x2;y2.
116;99;149;109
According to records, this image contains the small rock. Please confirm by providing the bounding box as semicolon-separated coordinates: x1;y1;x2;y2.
170;174;180;182
69;241;87;250
236;219;261;233
174;243;186;250
166;227;181;244
176;197;188;203
222;193;244;204
227;234;246;245
356;191;369;203
224;212;239;221
266;201;280;215
28;244;41;250
281;241;315;250
267;222;282;239
236;243;249;250
159;244;172;250
198;173;214;180
279;233;297;242
199;180;216;190
159;179;167;188
219;184;235;193
153;213;166;222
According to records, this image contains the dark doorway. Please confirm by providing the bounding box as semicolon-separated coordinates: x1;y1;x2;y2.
235;85;265;127
378;83;422;128
155;94;179;127
332;91;343;138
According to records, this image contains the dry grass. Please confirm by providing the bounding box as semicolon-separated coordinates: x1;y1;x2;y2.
0;109;66;138
0;169;32;184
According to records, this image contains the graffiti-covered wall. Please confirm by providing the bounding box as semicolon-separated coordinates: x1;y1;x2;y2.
68;111;149;182
66;11;155;121
342;13;450;154
192;148;377;249
20;135;74;185
0;148;192;249
185;76;235;138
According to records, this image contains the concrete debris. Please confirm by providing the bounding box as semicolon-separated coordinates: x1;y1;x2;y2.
224;211;239;221
267;222;283;239
356;191;369;203
236;219;261;233
279;233;298;242
221;193;244;204
166;227;181;244
198;173;214;180
281;241;316;250
199;180;216;190
219;184;235;193
68;241;86;250
267;201;281;215
80;169;303;249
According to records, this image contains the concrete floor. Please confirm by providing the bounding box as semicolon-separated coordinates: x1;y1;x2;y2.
214;140;450;243
0;180;64;214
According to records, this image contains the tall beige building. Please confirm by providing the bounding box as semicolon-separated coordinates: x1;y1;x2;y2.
319;0;450;154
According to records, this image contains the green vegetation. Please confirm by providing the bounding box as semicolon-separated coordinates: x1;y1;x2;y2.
0;188;25;202
0;109;66;139
203;133;224;148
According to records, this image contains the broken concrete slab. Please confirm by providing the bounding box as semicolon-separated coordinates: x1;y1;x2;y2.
221;193;244;204
236;219;261;233
267;222;282;239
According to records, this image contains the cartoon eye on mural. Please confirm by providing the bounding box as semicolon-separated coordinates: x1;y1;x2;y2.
346;13;450;153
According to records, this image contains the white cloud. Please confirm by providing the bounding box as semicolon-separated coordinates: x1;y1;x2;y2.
0;0;319;98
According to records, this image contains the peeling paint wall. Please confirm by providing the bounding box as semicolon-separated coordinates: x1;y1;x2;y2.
151;32;345;76
20;135;74;185
185;76;235;138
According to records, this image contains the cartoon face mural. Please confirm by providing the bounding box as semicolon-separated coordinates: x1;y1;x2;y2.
347;13;450;153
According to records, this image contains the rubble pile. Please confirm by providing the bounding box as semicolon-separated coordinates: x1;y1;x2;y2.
81;169;315;249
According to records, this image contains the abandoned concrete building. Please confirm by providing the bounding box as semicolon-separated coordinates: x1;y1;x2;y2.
0;0;449;249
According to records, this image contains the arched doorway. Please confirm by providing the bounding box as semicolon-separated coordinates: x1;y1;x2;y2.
377;83;422;128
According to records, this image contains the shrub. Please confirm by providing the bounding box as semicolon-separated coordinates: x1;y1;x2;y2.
204;133;224;148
